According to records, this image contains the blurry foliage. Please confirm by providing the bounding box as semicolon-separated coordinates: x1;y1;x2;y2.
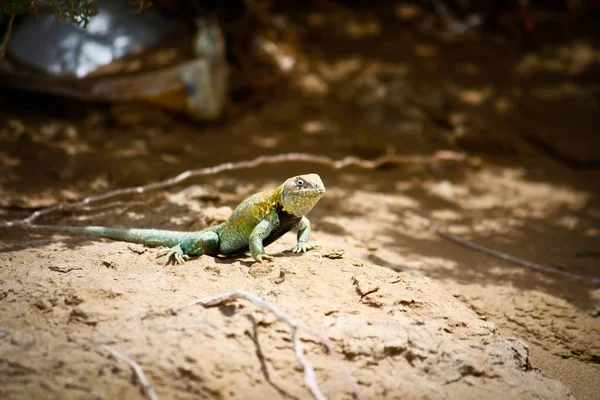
0;1;152;59
1;0;99;26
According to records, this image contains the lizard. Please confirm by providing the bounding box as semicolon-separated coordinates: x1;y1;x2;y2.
30;174;326;264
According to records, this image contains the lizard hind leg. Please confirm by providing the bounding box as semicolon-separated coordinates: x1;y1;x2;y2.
156;230;220;265
157;245;191;265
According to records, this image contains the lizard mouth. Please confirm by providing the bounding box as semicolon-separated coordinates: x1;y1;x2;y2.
301;187;326;196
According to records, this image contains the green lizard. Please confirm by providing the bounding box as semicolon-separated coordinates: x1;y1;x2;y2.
31;174;326;264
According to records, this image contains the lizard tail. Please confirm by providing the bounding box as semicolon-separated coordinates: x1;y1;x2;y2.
30;225;194;248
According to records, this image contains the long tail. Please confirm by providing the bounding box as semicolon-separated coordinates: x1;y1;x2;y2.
30;225;195;248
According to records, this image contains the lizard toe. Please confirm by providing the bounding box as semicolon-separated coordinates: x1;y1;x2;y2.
165;256;176;265
293;243;308;253
156;248;169;258
256;253;274;262
174;253;191;265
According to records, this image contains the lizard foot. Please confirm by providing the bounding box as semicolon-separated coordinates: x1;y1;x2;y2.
157;245;190;265
254;253;274;263
292;242;311;253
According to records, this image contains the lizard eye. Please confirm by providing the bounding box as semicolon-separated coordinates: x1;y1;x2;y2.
296;179;305;187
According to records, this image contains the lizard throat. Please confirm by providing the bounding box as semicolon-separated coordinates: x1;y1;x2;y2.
281;188;325;217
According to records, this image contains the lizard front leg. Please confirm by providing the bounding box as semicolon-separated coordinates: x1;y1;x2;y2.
293;216;312;253
249;219;276;262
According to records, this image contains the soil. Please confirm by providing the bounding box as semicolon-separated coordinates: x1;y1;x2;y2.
1;2;599;400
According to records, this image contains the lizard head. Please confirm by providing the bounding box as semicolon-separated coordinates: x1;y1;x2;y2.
280;173;326;216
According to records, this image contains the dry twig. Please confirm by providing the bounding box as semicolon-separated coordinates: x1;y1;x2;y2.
189;290;363;400
0;13;16;60
1;151;477;228
92;344;159;400
134;0;149;13
405;210;600;284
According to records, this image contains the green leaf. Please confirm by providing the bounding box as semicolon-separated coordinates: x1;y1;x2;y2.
49;0;98;27
2;0;30;15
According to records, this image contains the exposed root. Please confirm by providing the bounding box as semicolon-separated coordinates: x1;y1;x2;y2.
405;210;600;285
0;151;478;228
133;0;151;13
0;13;16;60
91;344;159;400
189;290;363;400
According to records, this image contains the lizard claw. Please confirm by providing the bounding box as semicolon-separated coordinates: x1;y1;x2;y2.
293;242;309;253
255;253;274;263
173;253;191;265
157;245;190;265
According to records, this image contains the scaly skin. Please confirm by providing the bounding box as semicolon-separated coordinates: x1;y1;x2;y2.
32;174;326;264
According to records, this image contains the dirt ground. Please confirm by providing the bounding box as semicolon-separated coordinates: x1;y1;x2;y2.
1;2;599;399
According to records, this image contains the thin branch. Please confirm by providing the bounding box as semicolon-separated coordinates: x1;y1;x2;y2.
0;151;478;228
291;327;323;400
189;290;363;400
133;0;151;13
0;13;16;60
93;344;159;400
405;210;600;284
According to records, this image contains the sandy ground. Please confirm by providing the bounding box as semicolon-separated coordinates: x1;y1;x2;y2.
1;2;599;399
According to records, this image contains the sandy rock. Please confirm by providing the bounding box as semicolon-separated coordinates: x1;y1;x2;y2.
0;242;572;400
